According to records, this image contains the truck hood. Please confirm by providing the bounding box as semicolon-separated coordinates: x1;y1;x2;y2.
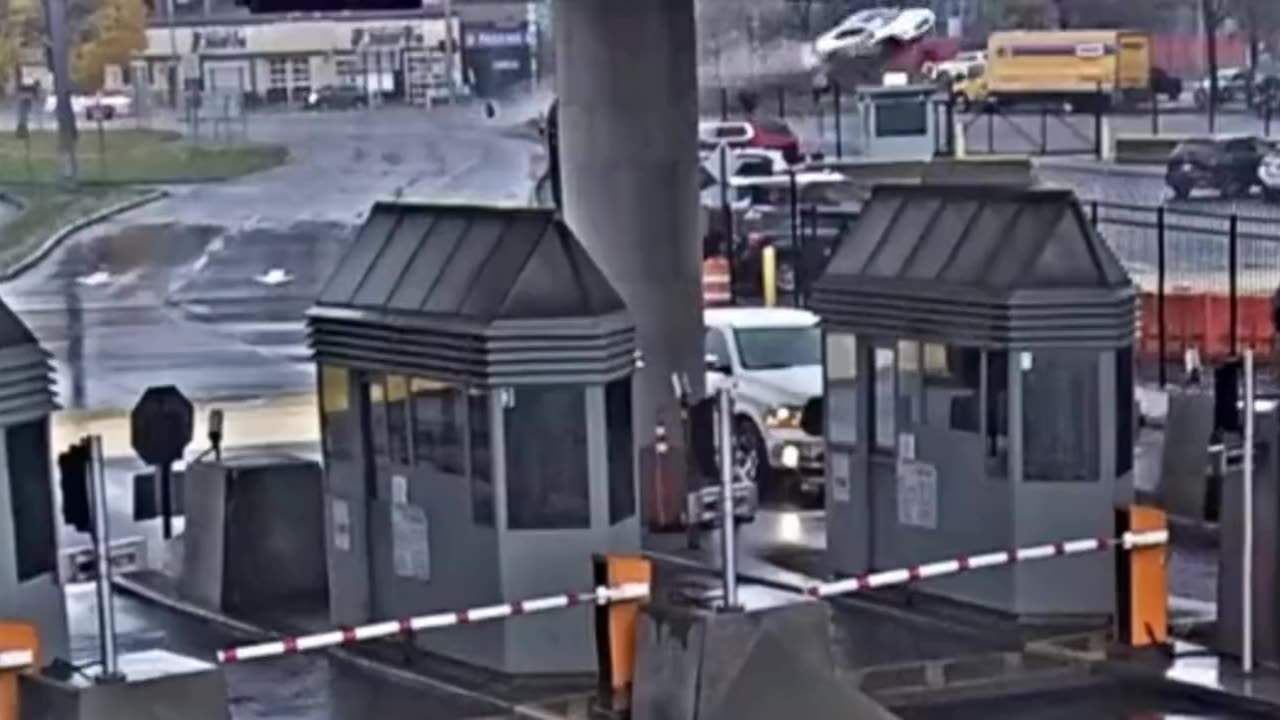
740;365;823;404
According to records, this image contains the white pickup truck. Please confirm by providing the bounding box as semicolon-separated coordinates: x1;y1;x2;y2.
704;307;825;495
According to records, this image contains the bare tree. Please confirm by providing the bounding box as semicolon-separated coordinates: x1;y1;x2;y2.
1202;0;1225;132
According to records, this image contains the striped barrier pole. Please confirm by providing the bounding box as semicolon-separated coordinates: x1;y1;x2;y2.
216;582;650;664
804;529;1169;599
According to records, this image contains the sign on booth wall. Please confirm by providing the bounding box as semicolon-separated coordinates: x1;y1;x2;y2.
332;499;352;552
830;453;852;503
896;460;938;530
391;472;430;582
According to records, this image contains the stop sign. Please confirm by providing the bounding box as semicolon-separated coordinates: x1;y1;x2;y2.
131;385;194;466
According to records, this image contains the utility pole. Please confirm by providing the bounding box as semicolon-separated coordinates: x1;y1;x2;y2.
1202;0;1221;133
43;0;77;185
167;0;180;110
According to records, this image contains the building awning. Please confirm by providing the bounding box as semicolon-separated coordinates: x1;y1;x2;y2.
811;184;1135;349
0;301;57;426
307;203;635;385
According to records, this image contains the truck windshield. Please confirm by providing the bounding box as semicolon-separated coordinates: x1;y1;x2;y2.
734;326;821;370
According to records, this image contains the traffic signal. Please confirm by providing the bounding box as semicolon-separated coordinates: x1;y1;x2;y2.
58;440;92;534
235;0;422;11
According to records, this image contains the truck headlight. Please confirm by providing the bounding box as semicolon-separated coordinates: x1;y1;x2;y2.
765;405;804;429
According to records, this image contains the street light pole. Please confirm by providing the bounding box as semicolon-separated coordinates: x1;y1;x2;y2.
443;0;457;103
167;0;180;109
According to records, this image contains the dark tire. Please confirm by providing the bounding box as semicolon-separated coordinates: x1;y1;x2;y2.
955;93;971;113
1220;175;1248;199
733;417;771;490
1265;188;1280;203
1170;183;1191;200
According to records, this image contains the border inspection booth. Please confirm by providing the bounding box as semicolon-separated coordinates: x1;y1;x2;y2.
811;184;1137;620
306;203;640;675
856;84;943;161
0;299;67;661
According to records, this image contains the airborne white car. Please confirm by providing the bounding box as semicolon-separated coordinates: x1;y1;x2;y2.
812;6;936;61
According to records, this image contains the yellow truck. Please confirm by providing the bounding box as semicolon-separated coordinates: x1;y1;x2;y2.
953;30;1152;110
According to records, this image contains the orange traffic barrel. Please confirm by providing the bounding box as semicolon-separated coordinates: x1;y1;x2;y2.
702;256;731;306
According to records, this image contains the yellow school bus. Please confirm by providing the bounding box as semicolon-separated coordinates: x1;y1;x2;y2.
953;30;1152;109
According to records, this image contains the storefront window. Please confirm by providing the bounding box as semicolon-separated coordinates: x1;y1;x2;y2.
320;364;352;460
469;390;494;527
1022;351;1100;483
386;375;411;466
607;379;635;525
505;385;590;530
410;377;465;476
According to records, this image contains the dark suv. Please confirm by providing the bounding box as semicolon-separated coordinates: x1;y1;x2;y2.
305;86;367;110
1166;136;1270;199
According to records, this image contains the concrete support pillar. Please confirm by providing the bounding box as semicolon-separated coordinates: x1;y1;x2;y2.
553;0;704;490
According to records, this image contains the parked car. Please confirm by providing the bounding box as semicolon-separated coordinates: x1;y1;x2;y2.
1150;67;1183;102
43;92;132;120
1257;149;1280;202
1166;136;1270;199
1193;67;1250;109
305;86;368;110
925;50;986;83
704;307;825;494
698;119;802;164
813;6;936;61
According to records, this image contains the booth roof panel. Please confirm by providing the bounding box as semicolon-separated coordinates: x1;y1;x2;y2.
0;300;37;350
821;184;1131;294
313;203;626;323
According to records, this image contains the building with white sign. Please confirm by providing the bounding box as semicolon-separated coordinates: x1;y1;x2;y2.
137;9;459;105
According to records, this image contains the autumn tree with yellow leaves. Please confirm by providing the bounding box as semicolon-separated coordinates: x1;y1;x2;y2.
71;0;148;92
0;0;42;90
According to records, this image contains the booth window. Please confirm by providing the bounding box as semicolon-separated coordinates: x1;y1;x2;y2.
319;365;352;460
505;386;590;529
386;375;411;466
607;379;636;524
469;390;494;527
874;99;927;138
873;346;896;451
897;340;923;430
986;351;1010;471
1116;347;1135;477
825;333;858;445
8;420;56;581
1022;351;1100;482
922;344;980;433
366;374;389;463
411;377;465;475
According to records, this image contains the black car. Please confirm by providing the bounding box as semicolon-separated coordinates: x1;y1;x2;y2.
1165;136;1270;200
305;86;367;110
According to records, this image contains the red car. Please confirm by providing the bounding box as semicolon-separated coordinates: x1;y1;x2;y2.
699;119;802;164
747;119;801;164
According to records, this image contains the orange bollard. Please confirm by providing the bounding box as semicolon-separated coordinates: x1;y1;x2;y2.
0;622;39;720
1117;506;1168;648
593;554;652;713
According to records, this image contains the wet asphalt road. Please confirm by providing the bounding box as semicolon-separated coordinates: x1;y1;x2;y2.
0;106;539;411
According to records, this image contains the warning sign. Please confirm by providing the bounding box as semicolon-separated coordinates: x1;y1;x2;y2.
392;503;431;581
896;460;938;530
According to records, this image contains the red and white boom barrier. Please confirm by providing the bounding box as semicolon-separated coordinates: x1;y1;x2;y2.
216;582;650;664
803;529;1169;599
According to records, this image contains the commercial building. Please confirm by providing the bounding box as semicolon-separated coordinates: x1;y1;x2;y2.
137;9;458;105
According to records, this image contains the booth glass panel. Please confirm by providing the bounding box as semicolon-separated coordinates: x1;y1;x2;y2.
505;385;590;530
826;333;858;446
922;343;980;434
606;379;636;525
365;374;389;464
873;345;896;452
874;99;927;138
1116;347;1135;477
319;365;354;461
386;375;411;466
469;389;494;527
986;351;1010;475
1022;350;1101;483
898;340;923;430
410;377;465;476
8;420;55;581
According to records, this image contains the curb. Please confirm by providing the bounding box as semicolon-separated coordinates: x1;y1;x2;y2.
110;574;566;718
0;188;169;282
1035;158;1166;179
0;189;28;213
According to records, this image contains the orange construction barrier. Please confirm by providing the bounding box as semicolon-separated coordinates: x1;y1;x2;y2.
702;256;731;306
1116;506;1168;648
0;622;38;720
593;555;652;713
1136;291;1273;362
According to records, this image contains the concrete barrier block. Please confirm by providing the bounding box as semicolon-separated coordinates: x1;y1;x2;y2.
19;650;227;720
632;599;898;720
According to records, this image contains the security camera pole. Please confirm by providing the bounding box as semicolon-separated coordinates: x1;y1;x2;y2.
717;386;738;609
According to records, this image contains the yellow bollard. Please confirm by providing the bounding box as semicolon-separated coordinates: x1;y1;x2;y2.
761;244;777;307
1118;506;1168;648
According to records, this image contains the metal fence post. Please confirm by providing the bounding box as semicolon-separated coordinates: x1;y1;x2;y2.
1094;87;1104;160
1157;206;1168;387
1229;214;1240;356
1039;105;1048;155
1090;200;1099;227
833;81;843;158
1151;91;1160;136
777;86;786;118
789;171;799;302
987;107;995;153
720;87;729;121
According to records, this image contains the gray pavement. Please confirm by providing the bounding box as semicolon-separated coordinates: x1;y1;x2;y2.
0;106;539;411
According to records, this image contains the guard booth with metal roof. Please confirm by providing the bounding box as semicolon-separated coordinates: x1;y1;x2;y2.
306;203;639;675
0;299;68;661
811;185;1136;620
